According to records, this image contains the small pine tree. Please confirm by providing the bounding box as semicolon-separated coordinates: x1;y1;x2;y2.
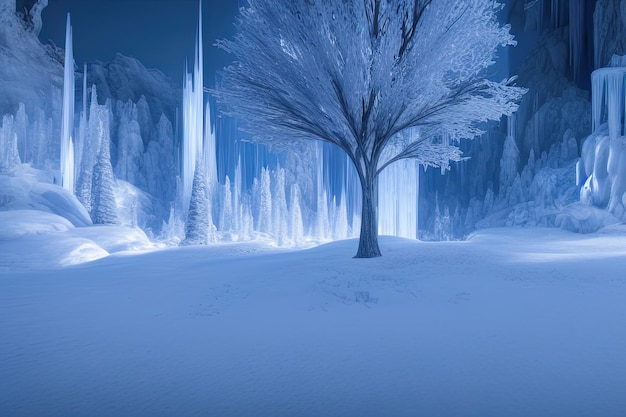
220;176;233;232
257;167;272;235
272;167;288;245
91;131;118;225
289;183;304;244
183;160;216;245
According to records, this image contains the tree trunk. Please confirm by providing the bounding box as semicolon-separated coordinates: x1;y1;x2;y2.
354;173;382;258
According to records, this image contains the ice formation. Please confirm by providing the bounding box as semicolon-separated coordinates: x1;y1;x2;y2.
182;1;207;215
580;55;626;221
5;0;624;247
60;13;75;194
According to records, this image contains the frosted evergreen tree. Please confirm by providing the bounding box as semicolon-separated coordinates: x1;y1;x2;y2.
220;176;233;233
250;177;261;229
0;115;21;173
14;103;28;163
315;190;329;241
218;0;526;257
272;167;289;245
91;123;118;225
76;86;103;213
257;167;273;235
289;183;304;244
183;159;217;245
334;191;349;240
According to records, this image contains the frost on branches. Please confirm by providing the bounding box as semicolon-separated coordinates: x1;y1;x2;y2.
218;0;526;257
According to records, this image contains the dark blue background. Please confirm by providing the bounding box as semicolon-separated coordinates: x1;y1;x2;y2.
18;0;240;85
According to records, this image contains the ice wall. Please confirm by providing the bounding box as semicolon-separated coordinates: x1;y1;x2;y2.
0;1;63;170
594;0;626;69
418;0;594;239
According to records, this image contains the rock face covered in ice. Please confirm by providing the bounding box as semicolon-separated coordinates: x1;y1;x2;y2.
0;0;62;170
88;53;179;127
418;4;592;239
594;0;626;69
580;56;626;222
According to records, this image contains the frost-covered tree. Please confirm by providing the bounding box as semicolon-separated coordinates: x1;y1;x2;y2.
183;159;217;245
289;184;304;244
91;124;118;225
257;167;273;235
0;115;21;173
76;86;104;213
220;176;233;232
219;0;526;257
272;167;288;245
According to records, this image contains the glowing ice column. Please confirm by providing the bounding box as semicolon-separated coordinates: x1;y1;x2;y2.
60;13;75;193
377;159;419;239
182;0;206;214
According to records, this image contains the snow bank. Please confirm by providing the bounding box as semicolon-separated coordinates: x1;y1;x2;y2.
0;209;154;270
0;168;92;227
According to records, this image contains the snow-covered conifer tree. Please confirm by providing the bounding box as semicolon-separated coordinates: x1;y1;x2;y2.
183;159;217;245
289;183;304;244
76;86;102;213
218;0;526;257
91;118;118;225
0;115;20;173
257;167;272;235
272;167;288;245
220;176;233;233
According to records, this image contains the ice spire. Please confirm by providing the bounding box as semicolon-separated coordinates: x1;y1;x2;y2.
60;13;75;194
182;0;206;213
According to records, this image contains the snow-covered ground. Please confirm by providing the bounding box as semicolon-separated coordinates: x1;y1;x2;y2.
1;223;626;417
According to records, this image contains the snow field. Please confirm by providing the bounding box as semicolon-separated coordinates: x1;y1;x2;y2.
1;226;626;416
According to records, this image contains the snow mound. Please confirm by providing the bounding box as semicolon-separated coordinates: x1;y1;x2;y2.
0;210;155;270
0;209;73;240
0;167;92;227
554;202;620;233
71;225;155;254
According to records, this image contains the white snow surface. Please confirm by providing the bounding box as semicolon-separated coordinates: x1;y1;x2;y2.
1;166;92;227
1;225;625;416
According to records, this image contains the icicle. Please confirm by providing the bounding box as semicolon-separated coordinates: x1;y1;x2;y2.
591;71;604;132
592;58;626;139
607;71;624;139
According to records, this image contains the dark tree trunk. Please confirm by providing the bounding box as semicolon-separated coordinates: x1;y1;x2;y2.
354;173;381;258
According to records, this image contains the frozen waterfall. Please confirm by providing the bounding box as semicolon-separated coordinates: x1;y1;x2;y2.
581;55;626;221
591;58;626;139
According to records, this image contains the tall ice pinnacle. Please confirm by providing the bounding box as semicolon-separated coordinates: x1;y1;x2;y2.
60;13;75;194
182;0;207;213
